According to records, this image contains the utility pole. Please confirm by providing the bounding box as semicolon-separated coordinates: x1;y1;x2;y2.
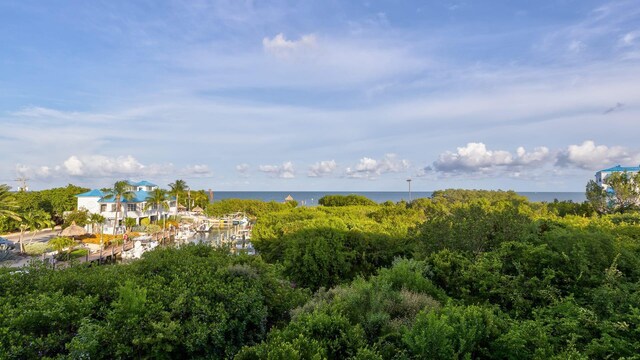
406;178;412;203
14;176;30;191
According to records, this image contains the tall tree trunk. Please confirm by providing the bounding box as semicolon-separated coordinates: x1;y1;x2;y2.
29;230;37;245
19;228;25;253
113;197;120;236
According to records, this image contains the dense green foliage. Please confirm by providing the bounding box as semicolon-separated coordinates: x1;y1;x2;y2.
0;184;88;233
318;194;377;207
0;246;308;359
4;189;640;359
62;209;90;228
430;189;528;205
545;199;594;217
252;203;423;290
243;191;640;358
206;198;296;217
0;184;20;222
168;180;210;210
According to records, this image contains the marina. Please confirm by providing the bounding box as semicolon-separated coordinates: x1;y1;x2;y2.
31;212;257;267
171;212;255;255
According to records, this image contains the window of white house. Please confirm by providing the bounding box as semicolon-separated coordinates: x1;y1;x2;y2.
127;203;136;212
111;204;116;212
100;204;107;212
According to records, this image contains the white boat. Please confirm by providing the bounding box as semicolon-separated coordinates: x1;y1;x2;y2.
175;229;196;240
121;239;159;260
197;223;211;232
231;216;249;226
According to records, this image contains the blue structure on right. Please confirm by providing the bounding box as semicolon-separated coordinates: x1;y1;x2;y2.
595;165;640;190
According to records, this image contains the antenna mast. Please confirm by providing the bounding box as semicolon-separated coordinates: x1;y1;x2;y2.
14;176;30;191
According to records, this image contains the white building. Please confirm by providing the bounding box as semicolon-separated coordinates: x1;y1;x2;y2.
76;180;177;233
595;165;640;190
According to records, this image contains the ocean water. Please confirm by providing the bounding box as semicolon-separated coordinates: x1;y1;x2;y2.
210;191;586;205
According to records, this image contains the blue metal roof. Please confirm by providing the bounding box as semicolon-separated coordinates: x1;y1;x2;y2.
76;189;105;197
598;165;640;172
99;190;150;203
128;180;157;187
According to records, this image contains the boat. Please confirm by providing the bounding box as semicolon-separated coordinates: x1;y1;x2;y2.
197;223;211;232
121;237;158;260
175;229;196;240
232;217;249;226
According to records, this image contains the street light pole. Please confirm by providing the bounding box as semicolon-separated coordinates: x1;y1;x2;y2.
99;223;104;263
187;188;191;212
163;213;167;245
406;178;412;203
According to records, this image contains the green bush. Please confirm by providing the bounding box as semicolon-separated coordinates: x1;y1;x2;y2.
318;194;376;207
24;242;51;256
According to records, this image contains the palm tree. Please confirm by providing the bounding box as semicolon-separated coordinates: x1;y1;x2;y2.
168;179;188;214
124;217;136;232
144;188;169;224
26;209;53;244
102;181;135;235
0;184;20;221
48;236;75;260
88;213;106;261
191;190;210;210
88;213;106;235
17;209;53;253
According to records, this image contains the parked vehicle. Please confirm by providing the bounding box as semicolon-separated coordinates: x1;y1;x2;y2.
0;237;16;250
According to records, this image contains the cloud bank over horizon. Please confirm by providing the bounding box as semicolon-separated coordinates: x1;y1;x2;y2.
11;139;640;190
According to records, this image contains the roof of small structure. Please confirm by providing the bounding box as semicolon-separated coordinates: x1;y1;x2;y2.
599;165;640;172
285;194;294;201
60;221;87;237
76;189;105;197
191;206;204;212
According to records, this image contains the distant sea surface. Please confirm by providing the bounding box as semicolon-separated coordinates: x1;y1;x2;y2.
211;191;586;205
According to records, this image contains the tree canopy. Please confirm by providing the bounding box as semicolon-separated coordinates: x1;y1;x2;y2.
318;194;377;207
3;190;640;359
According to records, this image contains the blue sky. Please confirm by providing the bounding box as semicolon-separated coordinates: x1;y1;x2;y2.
1;0;639;191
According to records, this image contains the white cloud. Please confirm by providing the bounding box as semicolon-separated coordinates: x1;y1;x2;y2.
430;143;551;175
515;146;551;165
12;106;76;120
620;31;639;46
259;161;295;178
17;155;181;180
262;33;317;58
10;106;118;124
308;160;337;177
556;140;640;170
236;163;250;175
184;164;211;175
346;154;409;179
64;156;86;176
63;155;172;178
568;40;586;53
